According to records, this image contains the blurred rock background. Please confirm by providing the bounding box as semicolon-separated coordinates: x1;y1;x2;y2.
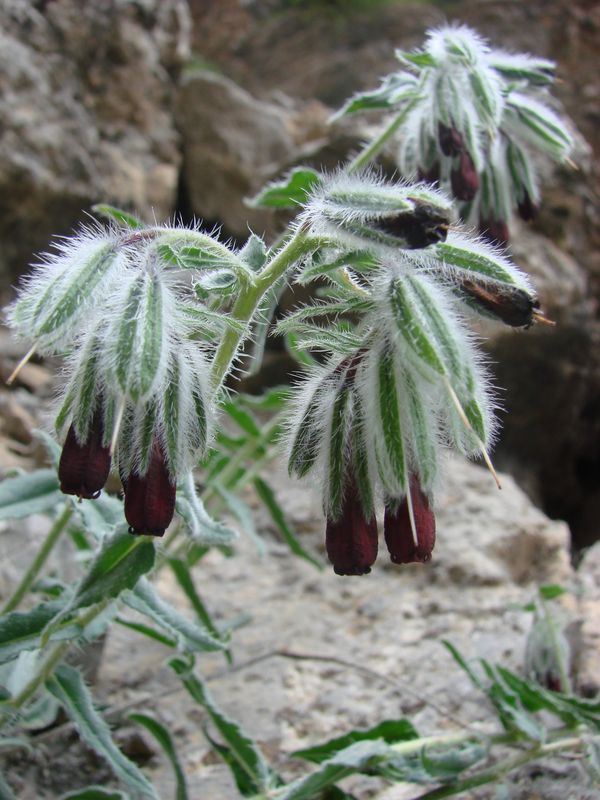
1;0;599;556
1;2;600;796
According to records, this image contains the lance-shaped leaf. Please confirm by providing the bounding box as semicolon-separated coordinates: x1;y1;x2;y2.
253;476;322;569
123;579;227;653
108;270;170;403
332;71;420;118
175;473;237;546
60;787;129;800
431;233;529;287
376;347;406;492
155;230;249;277
293;719;419;764
388;277;446;375
247;168;322;209
170;658;281;796
239;233;269;271
42;528;156;641
46;664;158;799
91;203;146;230
489;52;555;86
277;740;391;800
399;367;438;490
0;601;66;663
10;237;123;352
194;269;238;297
277;298;373;335
297;249;379;285
290;325;364;355
0;469;63;520
129;712;189;800
326;385;350;519
288;381;327;479
505;93;572;159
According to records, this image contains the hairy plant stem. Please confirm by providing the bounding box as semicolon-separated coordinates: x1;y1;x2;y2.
346;100;419;175
210;229;319;392
1;505;73;614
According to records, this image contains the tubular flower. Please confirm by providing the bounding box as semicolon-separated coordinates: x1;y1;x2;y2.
326;479;378;576
58;409;111;500
123;439;177;537
384;475;436;564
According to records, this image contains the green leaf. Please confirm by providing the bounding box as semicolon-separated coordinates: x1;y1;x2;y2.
212;485;265;555
433;242;518;285
377;348;405;490
253;477;322;569
0;469;62;520
297;250;379;286
327;386;349;519
169;658;281;795
247;168;322;209
124;579;226;654
0;774;17;800
221;401;262;438
293;720;419;764
115;617;177;649
288;387;324;478
194;269;238;296
0;601;66;663
389;278;445;375
539;584;568;601
442;641;485;691
175;475;238;546
277;298;373;335
239;233;269;271
33;244;117;340
60;788;129;800
46;664;157;799
91;204;146;229
129;712;188;800
333;72;419;118
155;231;246;275
168;559;229;661
66;528;156;614
72;493;123;540
279;740;391;800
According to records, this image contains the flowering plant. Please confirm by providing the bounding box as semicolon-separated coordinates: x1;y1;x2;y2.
0;23;588;800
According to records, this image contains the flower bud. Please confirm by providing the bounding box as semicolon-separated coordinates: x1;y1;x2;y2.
478;217;510;247
124;439;176;537
372;202;450;248
517;191;538;222
450;151;479;201
384;475;436;564
58;410;111;500
459;278;539;327
438;122;464;156
326;481;378;576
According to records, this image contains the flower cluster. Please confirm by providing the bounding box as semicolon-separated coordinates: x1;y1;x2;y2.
6;222;223;536
337;24;573;244
284;172;543;574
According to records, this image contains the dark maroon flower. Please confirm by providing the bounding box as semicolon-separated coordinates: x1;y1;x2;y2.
418;161;441;184
124;439;176;537
373;202;450;248
384;475;436;564
450;151;479;201
58;410;111;500
478;217;510;247
517;191;538;222
459;278;540;328
438;122;464;156
326;482;378;576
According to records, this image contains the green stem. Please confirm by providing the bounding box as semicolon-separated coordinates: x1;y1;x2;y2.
412;735;586;800
210;229;319;392
6;598;112;713
346;100;418;175
2;505;73;614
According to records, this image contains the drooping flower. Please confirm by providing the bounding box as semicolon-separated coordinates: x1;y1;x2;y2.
58;408;111;500
384;475;436;564
123;438;177;537
326;479;378;576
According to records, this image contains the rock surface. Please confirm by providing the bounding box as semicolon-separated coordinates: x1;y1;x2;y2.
0;0;188;284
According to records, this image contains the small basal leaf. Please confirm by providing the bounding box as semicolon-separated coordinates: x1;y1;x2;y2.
247;168;322;209
46;664;158;799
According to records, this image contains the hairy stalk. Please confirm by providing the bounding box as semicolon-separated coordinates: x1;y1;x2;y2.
210;229;319;392
1;505;73;614
346;100;419;175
